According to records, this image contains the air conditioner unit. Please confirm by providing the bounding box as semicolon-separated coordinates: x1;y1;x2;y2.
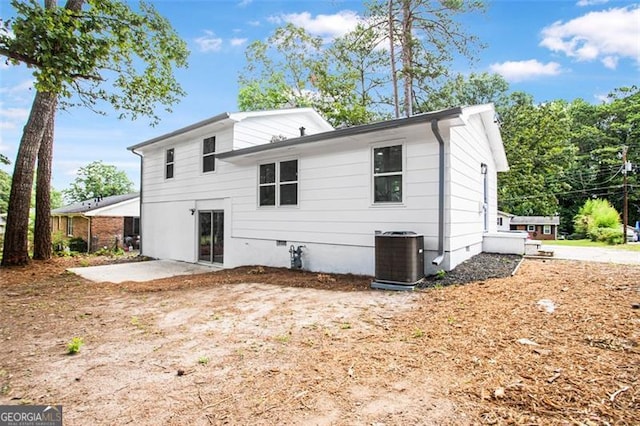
372;231;424;290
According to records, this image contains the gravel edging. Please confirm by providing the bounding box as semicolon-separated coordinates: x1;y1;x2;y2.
419;252;523;288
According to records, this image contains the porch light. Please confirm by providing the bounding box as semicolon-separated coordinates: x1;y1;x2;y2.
480;163;488;174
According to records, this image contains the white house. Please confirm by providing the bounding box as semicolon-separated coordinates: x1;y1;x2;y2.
128;105;511;276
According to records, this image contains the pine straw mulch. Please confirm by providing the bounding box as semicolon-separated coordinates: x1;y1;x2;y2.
393;259;640;424
0;255;638;424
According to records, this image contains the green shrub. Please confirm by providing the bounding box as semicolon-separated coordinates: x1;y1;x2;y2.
574;199;621;244
52;231;69;253
588;227;624;245
68;237;87;253
67;337;84;355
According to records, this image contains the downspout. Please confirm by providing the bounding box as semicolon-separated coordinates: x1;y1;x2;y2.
431;119;445;266
131;148;143;254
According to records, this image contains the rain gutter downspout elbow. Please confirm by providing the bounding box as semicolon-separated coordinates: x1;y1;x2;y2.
431;119;445;266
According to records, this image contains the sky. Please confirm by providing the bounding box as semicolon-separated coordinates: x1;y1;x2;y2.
0;0;639;194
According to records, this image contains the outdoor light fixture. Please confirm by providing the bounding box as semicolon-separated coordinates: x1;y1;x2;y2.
189;208;196;215
480;163;488;174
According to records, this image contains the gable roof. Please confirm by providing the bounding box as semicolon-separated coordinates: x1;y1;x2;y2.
127;107;333;151
52;193;139;215
511;216;560;226
216;104;508;171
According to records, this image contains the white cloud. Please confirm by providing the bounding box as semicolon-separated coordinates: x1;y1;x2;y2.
194;31;223;53
248;20;260;27
237;0;252;7
576;0;609;6
0;79;35;95
489;59;563;82
230;38;248;47
594;93;611;103
270;10;361;40
540;6;640;69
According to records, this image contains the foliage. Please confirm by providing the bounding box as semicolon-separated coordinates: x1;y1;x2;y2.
238;24;376;127
0;0;188;266
498;93;576;216
418;72;510;112
0;154;9;165
573;198;622;244
63;161;134;203
68;237;88;252
51;230;69;253
0;0;189;122
0;170;10;215
66;336;84;355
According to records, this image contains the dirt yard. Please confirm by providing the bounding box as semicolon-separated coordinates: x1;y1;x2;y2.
0;256;638;425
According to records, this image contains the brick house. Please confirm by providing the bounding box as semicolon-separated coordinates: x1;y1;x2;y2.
509;215;560;240
51;193;140;252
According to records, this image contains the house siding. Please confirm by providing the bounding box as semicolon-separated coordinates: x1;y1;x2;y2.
135;107;505;276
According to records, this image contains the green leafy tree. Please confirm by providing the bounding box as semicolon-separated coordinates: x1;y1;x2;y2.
0;0;188;265
557;86;639;233
238;24;374;127
418;72;510;112
63;161;134;203
498;93;576;216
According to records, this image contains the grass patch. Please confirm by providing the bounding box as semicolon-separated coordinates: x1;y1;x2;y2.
544;239;640;251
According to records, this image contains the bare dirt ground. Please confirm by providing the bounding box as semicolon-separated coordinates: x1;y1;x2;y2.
0;256;638;425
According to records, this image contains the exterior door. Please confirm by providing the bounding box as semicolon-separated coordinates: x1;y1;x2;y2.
198;210;224;263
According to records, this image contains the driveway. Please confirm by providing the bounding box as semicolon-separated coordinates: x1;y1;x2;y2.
68;259;221;283
541;243;640;265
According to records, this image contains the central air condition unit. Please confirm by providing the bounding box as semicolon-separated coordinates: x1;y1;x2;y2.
372;231;424;291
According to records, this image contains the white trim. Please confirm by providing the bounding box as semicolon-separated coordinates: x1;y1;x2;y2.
257;158;299;208
202;136;217;174
543;225;551;235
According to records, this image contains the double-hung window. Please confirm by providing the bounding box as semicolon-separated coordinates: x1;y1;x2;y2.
543;225;551;235
165;148;175;179
527;224;536;232
203;137;216;173
66;217;74;236
259;160;298;207
373;144;403;203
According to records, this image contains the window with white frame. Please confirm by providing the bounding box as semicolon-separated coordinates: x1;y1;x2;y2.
527;224;536;232
543;225;551;235
373;144;403;203
203;137;216;173
165;148;174;179
259;160;298;207
66;217;74;236
497;217;503;226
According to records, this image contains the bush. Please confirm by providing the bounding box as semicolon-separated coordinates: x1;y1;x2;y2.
588;227;624;245
52;231;69;253
68;237;88;253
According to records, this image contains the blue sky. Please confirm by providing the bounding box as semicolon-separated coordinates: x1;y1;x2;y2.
0;0;639;193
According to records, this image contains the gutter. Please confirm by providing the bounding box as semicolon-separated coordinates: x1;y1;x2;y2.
131;148;144;254
431;119;446;266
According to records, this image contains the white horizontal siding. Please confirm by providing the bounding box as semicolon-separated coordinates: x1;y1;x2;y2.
233;112;333;149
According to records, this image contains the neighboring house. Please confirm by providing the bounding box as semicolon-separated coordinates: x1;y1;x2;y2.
0;213;6;237
497;210;514;232
51;193;140;252
128;105;511;276
510;215;560;240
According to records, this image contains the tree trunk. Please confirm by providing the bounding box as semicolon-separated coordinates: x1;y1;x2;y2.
1;91;57;266
401;0;413;117
33;102;57;260
389;0;400;118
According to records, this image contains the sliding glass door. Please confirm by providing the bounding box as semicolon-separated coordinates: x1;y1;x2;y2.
198;210;224;263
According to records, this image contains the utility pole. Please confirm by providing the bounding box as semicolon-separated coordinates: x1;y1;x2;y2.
622;145;629;244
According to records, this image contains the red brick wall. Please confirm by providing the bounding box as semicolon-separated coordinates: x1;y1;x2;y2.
90;217;124;251
511;224;556;240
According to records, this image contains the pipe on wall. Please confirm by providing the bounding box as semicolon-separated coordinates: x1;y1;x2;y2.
431;119;445;266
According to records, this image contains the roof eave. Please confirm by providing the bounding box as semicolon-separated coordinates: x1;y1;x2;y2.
218;107;464;160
